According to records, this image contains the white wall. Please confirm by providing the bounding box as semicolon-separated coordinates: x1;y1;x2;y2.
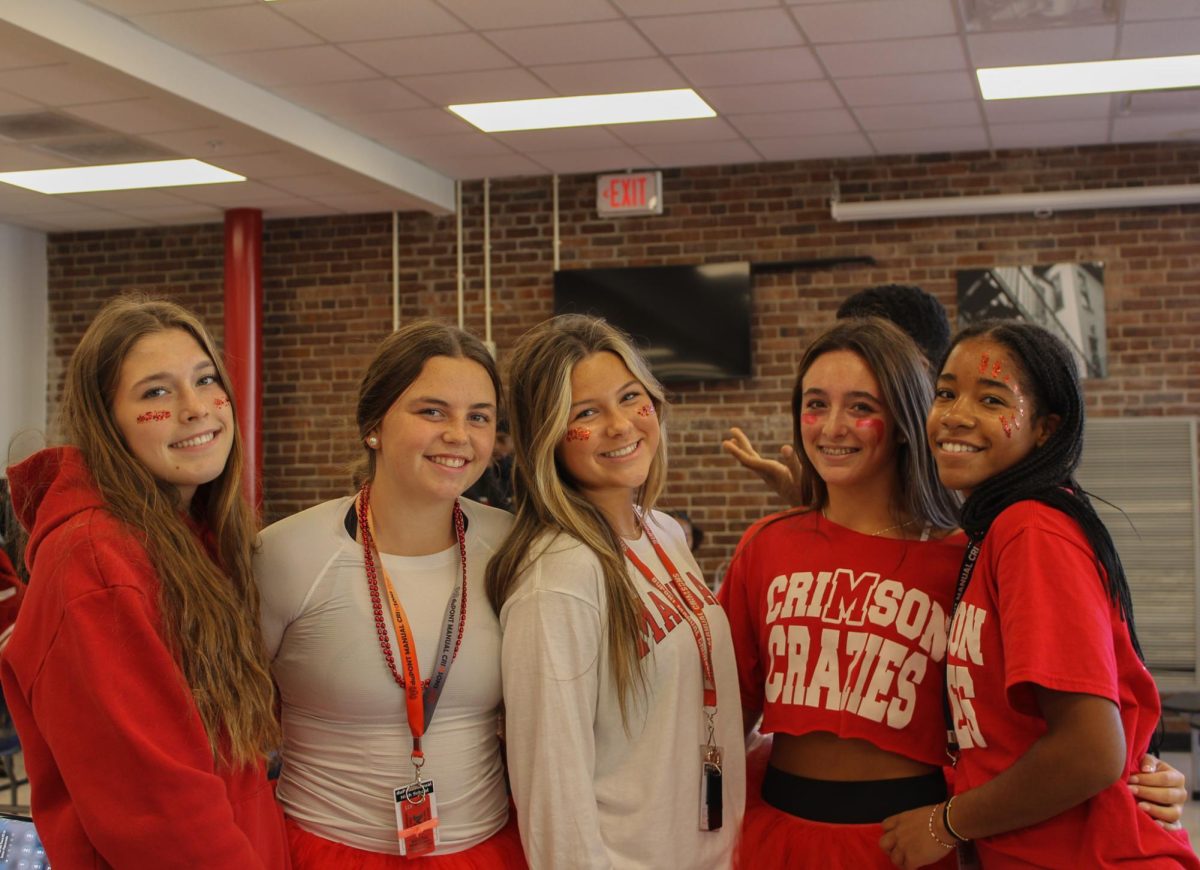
0;222;47;476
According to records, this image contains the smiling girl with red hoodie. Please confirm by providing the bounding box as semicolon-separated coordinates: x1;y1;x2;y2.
2;296;289;870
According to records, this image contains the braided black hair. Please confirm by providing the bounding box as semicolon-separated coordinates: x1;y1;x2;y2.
943;319;1142;658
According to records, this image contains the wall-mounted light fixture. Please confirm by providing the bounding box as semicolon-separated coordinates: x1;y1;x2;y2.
830;183;1200;222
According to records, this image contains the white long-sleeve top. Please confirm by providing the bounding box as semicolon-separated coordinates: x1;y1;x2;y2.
500;510;744;870
255;495;512;855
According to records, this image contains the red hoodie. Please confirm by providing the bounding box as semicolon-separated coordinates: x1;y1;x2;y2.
1;447;290;870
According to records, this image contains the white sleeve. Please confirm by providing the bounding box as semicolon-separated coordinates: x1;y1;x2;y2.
254;510;336;661
501;566;612;870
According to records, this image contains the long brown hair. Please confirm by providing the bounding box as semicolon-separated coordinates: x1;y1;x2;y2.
791;317;959;529
486;315;668;723
57;295;278;766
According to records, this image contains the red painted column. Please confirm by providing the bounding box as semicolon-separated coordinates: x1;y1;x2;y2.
223;208;263;511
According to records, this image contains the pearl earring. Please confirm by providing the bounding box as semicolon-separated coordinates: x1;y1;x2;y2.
367;436;379;447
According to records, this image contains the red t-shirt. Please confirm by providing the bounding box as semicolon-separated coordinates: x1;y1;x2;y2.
719;509;966;767
947;500;1198;868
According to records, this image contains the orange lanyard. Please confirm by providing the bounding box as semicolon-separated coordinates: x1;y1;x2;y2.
356;485;467;761
622;522;717;709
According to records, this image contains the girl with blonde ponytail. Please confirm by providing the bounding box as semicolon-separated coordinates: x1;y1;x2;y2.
487;314;744;869
1;295;288;869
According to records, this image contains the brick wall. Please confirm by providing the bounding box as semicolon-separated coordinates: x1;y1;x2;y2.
45;142;1200;579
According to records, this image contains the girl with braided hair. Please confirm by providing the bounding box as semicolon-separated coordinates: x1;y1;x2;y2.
880;320;1198;868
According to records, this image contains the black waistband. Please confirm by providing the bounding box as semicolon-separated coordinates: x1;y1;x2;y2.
761;766;947;824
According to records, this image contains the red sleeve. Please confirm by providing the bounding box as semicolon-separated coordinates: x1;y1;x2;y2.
991;520;1120;717
26;544;270;869
718;549;765;715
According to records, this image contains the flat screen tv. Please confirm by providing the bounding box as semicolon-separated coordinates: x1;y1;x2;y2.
553;262;752;382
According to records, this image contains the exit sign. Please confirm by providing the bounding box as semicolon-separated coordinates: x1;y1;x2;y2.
597;171;662;217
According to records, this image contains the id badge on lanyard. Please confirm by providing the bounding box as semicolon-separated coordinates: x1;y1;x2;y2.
357;486;467;858
624;521;723;833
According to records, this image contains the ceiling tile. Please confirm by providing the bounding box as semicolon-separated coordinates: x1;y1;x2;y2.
64;98;224;135
1119;19;1200;57
172;180;315;206
130;6;319;55
791;0;958;43
868;125;988;154
58;188;193;209
24;209;151;230
84;0;244;14
989;119;1110;149
309;192;416;213
0;92;43;114
259;199;342;219
1111;112;1200;143
1124;0;1200;21
608;116;741;145
401;68;556;106
0;63;144;106
524;145;652;174
752;131;874;160
727;108;859;137
0;25;71;70
398;133;515;160
635;9;805;54
0;144;73;171
617;0;778;12
673;47;823;87
983;94;1113;123
344;107;476;142
701;80;843;114
967;26;1117;67
217;46;378;87
493;126;625;151
438;0;618;30
141;126;286;159
855;100;980;131
817;36;965;77
210;150;343;179
486;22;657;66
423;152;547;179
532;58;687;95
343;33;515;77
638;138;761;168
837;71;976;108
0;183;89;214
271;0;466;42
262;174;388;197
279;79;428;118
113;204;225;226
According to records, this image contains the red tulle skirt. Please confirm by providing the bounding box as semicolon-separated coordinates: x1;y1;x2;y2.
286;811;527;869
735;741;957;870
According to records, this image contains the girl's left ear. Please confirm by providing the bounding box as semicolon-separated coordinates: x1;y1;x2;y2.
1035;414;1062;448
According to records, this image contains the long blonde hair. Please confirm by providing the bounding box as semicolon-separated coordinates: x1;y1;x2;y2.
486;315;668;722
56;295;279;766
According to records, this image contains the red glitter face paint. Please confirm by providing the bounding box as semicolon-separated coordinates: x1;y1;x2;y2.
565;428;591;442
136;410;171;423
854;418;885;437
800;413;820;426
213;396;229;409
991;361;1003;378
979;353;989;374
1000;415;1012;438
637;404;654;417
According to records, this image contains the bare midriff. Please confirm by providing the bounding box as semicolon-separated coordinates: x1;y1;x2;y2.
770;730;940;781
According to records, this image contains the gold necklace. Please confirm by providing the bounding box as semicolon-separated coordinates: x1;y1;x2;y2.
822;509;915;537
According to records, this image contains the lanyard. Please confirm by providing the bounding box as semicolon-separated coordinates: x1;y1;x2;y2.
621;521;717;710
943;535;982;763
356;484;468;763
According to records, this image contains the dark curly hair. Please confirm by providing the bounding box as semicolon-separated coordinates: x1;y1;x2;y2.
838;284;951;367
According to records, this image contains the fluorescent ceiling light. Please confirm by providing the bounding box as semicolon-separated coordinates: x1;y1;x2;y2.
0;159;245;194
449;89;715;132
978;54;1200;100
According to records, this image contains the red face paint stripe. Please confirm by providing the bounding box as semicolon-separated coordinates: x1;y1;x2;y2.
214;396;230;409
979;353;989;374
637;405;654;417
991;362;1003;378
136;410;171;423
854;418;885;435
1000;415;1012;438
800;413;819;425
565;428;590;442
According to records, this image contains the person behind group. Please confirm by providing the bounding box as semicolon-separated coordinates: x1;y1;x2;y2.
255;321;526;868
723;284;951;505
719;317;965;869
487;314;744;869
880;321;1200;868
665;508;704;554
1;296;288;869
